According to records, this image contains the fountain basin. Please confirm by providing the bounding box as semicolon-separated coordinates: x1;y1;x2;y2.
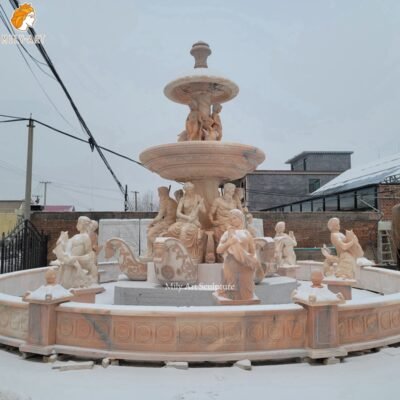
139;141;265;182
164;71;239;105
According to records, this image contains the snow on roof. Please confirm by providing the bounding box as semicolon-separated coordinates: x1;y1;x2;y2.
285;150;353;164
43;205;75;212
312;152;400;196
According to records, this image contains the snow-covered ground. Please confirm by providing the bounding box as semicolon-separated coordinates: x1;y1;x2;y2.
0;283;388;399
1;346;400;400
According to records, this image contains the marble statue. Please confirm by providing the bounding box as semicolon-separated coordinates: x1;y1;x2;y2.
211;103;222;140
24;268;73;302
321;244;338;277
177;100;203;141
167;182;206;263
52;216;98;289
245;212;258;238
177;100;223;142
88;220;101;261
254;237;277;278
216;209;260;302
327;217;363;279
202;115;219;141
274;221;297;266
174;189;184;203
104;237;147;280
233;187;245;212
209;182;238;244
153;237;198;286
146;186;177;257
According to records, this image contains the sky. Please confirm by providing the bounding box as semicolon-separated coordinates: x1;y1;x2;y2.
0;0;399;211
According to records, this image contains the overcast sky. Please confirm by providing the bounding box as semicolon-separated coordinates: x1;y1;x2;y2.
0;0;399;211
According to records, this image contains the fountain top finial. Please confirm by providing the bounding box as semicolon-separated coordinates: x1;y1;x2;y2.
190;41;211;68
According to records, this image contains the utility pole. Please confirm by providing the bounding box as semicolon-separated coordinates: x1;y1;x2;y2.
24;117;34;221
40;181;51;207
131;190;139;212
124;185;128;211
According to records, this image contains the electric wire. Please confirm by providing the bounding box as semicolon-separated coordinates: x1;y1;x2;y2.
9;0;133;210
0;7;81;133
0;114;143;166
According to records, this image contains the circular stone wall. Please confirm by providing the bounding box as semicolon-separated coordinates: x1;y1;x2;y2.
1;264;400;362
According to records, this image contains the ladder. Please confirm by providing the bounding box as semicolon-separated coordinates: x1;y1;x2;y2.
378;221;394;264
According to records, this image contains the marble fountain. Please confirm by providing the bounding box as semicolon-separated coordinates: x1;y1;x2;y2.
1;43;400;365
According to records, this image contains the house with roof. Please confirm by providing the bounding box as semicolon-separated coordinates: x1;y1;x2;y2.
240;151;353;211
265;152;400;215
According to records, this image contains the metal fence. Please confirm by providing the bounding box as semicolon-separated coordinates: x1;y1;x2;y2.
0;220;48;274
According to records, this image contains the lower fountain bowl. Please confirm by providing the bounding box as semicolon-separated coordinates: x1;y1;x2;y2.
139;141;266;182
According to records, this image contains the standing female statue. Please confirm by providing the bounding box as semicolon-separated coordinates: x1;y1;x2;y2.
216;209;260;301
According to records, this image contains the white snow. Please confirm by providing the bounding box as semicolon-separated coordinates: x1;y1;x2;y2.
0;346;400;400
25;284;72;301
313;152;400;194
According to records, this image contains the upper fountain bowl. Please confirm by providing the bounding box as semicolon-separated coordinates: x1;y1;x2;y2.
139;141;265;183
164;42;239;105
164;70;239;105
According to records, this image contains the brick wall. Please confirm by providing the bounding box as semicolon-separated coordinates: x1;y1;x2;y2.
378;185;400;220
32;210;380;264
253;211;380;260
31;211;157;262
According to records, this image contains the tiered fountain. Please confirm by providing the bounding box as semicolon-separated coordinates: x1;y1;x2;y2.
2;42;398;365
140;41;265;228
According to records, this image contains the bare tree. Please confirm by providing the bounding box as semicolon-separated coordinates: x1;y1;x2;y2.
135;190;159;212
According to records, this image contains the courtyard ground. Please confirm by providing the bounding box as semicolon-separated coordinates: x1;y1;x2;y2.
0;345;400;400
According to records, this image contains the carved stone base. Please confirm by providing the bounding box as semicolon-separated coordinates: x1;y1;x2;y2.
70;286;105;303
278;265;300;279
114;276;297;306
212;292;261;305
98;261;120;283
323;278;356;300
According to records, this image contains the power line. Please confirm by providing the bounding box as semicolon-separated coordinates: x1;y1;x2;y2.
0;118;27;123
0;4;53;78
0;114;143;166
0;113;28;119
0;7;79;132
8;0;132;210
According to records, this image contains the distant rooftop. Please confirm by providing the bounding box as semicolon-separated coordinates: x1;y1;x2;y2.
285;151;354;164
0;200;23;213
313;152;400;196
43;205;75;212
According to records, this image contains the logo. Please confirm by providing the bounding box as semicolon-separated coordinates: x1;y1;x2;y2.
1;3;44;45
10;3;36;31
